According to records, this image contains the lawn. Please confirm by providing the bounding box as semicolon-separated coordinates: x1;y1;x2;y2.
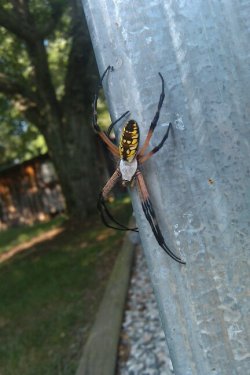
0;216;65;256
0;199;132;375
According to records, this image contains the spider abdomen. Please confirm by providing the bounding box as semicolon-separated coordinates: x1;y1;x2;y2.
119;120;140;162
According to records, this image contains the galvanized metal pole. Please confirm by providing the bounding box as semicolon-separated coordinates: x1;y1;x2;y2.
83;1;250;374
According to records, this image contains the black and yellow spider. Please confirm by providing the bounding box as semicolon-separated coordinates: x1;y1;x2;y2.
92;66;185;265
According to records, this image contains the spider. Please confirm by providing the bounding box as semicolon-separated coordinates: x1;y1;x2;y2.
92;66;185;265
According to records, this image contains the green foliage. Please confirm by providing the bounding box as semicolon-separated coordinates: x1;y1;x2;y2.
0;24;42;165
0;0;105;217
0;27;30;79
47;35;70;99
0;1;71;166
97;91;112;130
0;95;47;166
0;2;70;96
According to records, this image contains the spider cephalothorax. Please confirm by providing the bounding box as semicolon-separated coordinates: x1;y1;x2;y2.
92;66;185;264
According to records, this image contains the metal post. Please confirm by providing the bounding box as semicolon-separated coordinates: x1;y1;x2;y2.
83;1;250;374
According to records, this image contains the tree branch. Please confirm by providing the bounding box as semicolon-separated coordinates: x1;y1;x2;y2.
0;73;37;103
10;0;30;18
0;7;36;43
23;104;47;133
0;2;63;127
38;0;67;38
0;1;66;41
25;39;62;121
0;73;46;132
63;0;98;112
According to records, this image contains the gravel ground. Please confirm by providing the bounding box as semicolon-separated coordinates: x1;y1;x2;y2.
116;246;174;375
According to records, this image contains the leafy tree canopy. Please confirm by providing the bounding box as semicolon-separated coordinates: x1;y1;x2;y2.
0;95;47;166
0;0;71;166
0;0;107;219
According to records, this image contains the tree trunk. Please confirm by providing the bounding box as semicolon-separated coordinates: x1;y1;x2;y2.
43;111;104;220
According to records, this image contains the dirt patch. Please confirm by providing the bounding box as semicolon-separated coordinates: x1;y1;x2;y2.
0;227;64;263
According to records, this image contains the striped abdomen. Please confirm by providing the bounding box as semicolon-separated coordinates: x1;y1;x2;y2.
119;120;139;162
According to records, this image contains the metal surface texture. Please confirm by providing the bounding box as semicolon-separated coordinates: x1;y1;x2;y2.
83;1;250;374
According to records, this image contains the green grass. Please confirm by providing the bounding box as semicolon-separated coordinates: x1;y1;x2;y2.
0;216;65;255
0;198;132;375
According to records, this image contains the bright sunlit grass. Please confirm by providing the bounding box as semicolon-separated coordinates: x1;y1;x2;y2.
0;216;65;256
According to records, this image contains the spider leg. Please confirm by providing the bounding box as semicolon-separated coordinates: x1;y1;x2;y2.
92;66;120;156
98;168;138;232
136;170;185;264
138;72;165;157
106;110;130;137
98;195;139;232
139;123;172;164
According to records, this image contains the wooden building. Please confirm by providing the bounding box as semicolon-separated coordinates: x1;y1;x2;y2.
0;154;65;229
